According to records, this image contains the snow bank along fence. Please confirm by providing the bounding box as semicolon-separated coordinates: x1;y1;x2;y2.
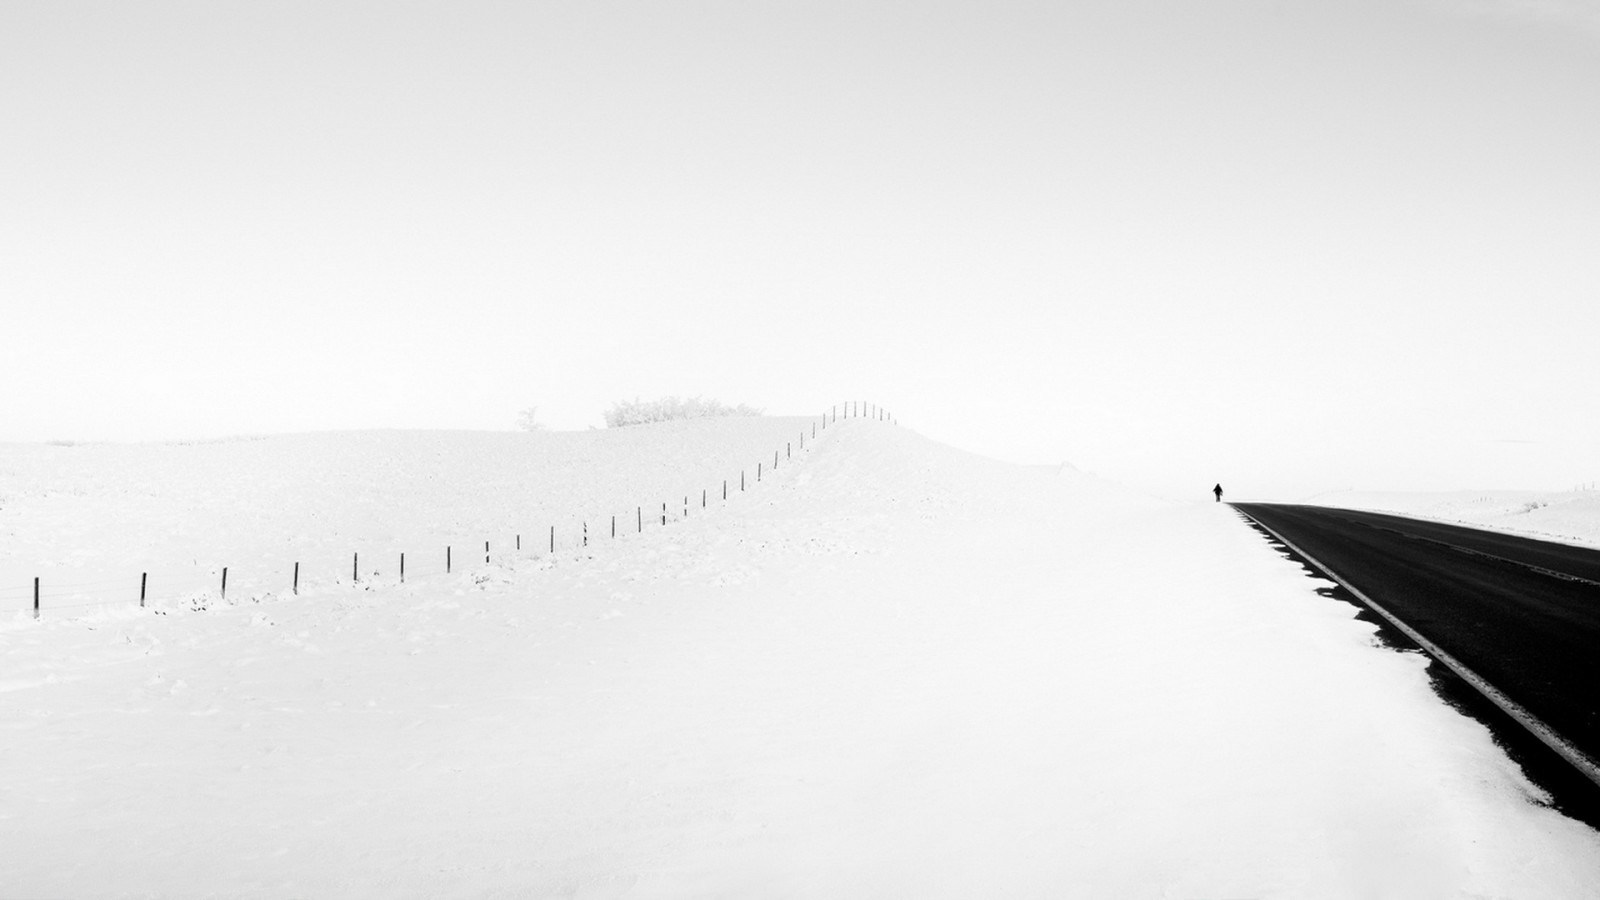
6;402;898;620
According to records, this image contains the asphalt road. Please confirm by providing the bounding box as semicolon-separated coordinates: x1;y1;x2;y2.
1231;503;1600;782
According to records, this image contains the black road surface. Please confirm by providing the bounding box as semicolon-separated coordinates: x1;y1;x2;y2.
1232;503;1600;790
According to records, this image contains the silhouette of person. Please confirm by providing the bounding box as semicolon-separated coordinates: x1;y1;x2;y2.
1213;484;1224;503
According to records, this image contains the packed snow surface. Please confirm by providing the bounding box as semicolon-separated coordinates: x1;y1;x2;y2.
4;420;1600;898
1311;488;1600;549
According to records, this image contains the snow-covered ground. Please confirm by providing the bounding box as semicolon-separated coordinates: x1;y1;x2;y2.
1309;488;1600;549
0;419;824;616
4;420;1600;898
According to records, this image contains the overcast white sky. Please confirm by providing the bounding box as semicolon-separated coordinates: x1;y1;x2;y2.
4;0;1598;499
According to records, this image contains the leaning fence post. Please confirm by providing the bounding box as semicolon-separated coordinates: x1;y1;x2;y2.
140;572;147;608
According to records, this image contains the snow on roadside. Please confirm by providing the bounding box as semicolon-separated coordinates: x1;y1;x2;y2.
3;421;1599;898
1310;488;1600;549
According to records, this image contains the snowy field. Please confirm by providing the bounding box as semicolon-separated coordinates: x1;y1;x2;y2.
1309;488;1600;549
5;419;1600;898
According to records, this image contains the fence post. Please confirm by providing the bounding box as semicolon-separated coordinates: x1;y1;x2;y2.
550;526;555;553
741;471;745;491
447;545;452;574
353;552;359;583
638;506;642;533
485;541;490;564
517;534;521;551
221;567;228;601
661;502;666;526
702;488;706;508
294;562;299;595
684;496;688;517
612;515;616;538
400;553;405;583
584;521;588;547
723;479;727;500
33;576;39;620
140;572;147;608
758;462;762;482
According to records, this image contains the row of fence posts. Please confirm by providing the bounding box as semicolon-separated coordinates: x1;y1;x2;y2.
18;402;896;620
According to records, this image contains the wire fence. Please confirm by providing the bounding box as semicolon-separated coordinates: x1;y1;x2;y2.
6;402;897;621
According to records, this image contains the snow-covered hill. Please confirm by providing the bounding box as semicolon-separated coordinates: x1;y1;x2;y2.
4;420;1599;898
1;418;823;615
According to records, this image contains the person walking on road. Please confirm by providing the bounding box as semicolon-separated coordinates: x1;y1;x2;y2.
1213;484;1224;503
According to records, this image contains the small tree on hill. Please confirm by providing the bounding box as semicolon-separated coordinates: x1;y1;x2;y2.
515;407;546;431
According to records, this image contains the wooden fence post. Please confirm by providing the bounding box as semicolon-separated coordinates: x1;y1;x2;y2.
353;552;359;583
140;572;147;608
221;567;228;601
447;545;452;574
33;576;39;619
294;562;299;595
400;553;405;583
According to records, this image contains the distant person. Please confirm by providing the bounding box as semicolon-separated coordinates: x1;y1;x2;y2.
1213;484;1224;503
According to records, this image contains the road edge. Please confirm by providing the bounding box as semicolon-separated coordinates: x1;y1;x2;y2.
1232;505;1600;792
